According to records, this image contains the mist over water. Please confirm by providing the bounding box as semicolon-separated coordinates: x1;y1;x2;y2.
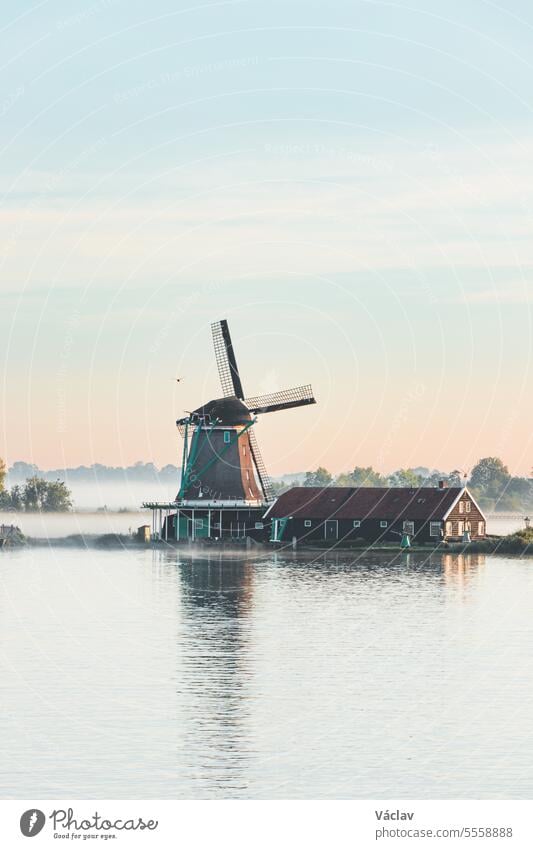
1;547;533;799
0;510;148;538
0;509;524;541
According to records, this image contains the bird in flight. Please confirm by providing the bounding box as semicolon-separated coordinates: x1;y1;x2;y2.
172;377;183;383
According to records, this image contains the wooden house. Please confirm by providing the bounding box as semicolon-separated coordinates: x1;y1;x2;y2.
263;484;487;545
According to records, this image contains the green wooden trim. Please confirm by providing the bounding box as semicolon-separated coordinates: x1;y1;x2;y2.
271;516;289;542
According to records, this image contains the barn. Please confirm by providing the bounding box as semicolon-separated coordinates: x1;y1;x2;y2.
263;484;487;545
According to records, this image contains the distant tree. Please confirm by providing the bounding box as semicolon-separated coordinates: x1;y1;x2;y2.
494;476;533;511
422;469;463;488
0;484;24;511
22;476;48;511
9;485;24;511
43;480;73;512
160;464;180;479
303;467;333;487
469;457;510;494
335;466;386;487
448;469;464;487
0;458;5;492
8;461;39;482
387;468;424;488
22;476;72;512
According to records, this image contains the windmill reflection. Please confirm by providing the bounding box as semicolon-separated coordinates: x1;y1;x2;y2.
174;553;255;797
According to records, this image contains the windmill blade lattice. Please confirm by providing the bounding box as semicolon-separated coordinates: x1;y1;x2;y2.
211;319;244;399
248;428;275;501
245;384;315;415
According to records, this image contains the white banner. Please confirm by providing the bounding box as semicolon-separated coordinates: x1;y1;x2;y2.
1;800;532;847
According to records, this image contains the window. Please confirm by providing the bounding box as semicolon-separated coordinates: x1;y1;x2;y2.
430;522;441;537
465;501;471;513
223;431;231;444
255;522;264;530
246;470;250;480
242;445;246;455
380;520;388;528
194;519;204;530
478;521;485;536
353;520;361;528
459;501;464;514
403;521;414;535
446;521;453;536
458;521;464;536
304;520;312;528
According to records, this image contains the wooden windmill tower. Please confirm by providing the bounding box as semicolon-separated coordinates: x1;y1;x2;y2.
160;319;315;541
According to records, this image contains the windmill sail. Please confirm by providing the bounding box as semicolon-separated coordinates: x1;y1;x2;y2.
211;319;244;399
245;384;315;415
248;428;275;501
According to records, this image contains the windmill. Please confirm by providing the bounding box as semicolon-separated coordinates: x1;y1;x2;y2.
175;319;315;507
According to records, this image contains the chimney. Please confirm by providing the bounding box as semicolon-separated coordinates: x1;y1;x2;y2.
438;480;447;489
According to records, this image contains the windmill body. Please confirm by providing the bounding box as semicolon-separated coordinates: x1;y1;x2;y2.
144;319;315;542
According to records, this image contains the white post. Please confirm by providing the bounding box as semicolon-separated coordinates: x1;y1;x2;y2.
208;509;211;538
192;509;195;541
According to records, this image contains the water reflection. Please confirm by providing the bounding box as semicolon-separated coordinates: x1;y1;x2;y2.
442;553;486;589
3;544;525;800
173;554;255;797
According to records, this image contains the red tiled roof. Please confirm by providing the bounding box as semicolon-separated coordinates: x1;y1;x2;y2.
266;486;463;521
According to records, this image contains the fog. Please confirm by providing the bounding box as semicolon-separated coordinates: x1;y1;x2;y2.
0;510;148;538
65;480;178;511
0;510;523;542
0;481;178;538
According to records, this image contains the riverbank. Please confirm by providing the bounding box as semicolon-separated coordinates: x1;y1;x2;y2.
5;526;528;556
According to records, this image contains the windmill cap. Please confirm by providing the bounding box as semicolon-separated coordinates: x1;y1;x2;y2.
191;396;252;425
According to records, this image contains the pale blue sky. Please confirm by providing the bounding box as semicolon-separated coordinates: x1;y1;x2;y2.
1;0;532;475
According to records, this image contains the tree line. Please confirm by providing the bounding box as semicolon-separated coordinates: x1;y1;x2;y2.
0;460;72;512
2;456;531;513
279;457;533;512
7;460;180;484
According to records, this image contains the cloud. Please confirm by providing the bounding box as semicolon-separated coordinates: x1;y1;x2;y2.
440;282;533;304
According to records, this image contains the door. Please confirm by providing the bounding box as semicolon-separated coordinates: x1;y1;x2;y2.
324;520;338;540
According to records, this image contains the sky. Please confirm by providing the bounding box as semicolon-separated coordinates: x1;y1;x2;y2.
1;0;532;477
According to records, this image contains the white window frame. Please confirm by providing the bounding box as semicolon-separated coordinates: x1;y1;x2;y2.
304;520;312;528
403;521;414;535
223;431;231;444
458;521;464;536
459;501;464;514
478;521;485;536
254;522;264;530
380;520;388;528
353;520;361;528
430;521;441;537
465;501;471;513
195;518;204;530
446;521;453;536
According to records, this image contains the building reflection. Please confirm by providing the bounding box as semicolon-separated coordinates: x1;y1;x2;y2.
160;550;254;797
442;552;486;588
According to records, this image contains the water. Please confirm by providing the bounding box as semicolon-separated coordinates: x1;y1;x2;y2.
1;544;533;800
